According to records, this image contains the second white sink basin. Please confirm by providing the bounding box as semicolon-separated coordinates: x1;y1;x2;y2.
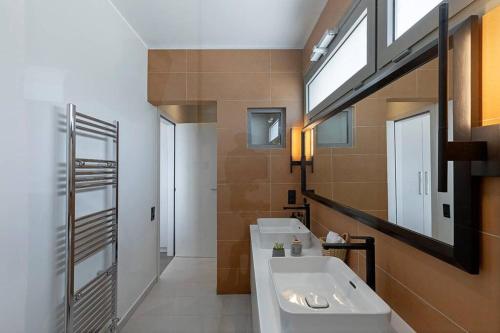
269;256;392;333
257;218;311;249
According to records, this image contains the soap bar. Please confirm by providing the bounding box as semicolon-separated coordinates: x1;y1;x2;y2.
305;293;329;309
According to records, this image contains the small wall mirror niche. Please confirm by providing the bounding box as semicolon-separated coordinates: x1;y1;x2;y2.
247;108;285;148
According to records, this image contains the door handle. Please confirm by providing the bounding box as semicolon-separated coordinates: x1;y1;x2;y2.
210;188;217;191
418;172;423;195
424;171;429;195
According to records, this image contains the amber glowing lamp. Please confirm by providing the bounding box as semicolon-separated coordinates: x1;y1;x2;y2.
290;128;314;173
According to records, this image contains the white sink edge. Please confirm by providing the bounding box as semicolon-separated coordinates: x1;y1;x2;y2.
257;217;312;249
268;256;392;317
257;217;310;234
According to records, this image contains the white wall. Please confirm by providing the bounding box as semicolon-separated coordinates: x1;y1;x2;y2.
0;1;29;332
0;0;158;332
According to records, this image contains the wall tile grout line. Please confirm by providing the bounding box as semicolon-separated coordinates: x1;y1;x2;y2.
363;253;468;333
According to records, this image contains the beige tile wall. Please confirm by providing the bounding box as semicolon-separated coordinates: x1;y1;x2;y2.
148;49;304;293
303;2;500;332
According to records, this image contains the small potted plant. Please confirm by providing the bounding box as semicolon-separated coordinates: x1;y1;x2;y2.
272;242;285;257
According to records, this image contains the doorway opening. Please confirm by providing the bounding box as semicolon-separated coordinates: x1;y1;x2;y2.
158;102;217;276
159;117;175;274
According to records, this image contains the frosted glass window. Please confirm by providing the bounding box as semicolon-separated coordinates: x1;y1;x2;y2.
316;109;353;147
394;0;441;40
307;10;368;113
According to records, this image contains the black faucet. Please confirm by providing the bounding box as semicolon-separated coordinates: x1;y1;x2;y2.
322;236;376;291
283;201;310;230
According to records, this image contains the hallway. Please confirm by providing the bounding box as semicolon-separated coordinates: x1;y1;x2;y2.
122;258;252;333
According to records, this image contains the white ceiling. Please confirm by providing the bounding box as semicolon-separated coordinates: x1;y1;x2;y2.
110;0;328;49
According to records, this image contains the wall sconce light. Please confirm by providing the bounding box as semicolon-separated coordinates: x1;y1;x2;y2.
290;128;314;173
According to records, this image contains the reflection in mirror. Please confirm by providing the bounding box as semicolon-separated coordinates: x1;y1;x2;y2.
307;51;455;245
393;0;442;40
316;108;354;148
247;108;285;148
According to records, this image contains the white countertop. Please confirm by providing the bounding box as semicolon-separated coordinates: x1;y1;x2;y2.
249;225;415;333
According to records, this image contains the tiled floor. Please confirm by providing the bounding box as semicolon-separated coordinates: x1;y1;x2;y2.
122;257;252;333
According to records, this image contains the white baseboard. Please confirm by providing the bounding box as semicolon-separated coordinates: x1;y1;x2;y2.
117;276;158;331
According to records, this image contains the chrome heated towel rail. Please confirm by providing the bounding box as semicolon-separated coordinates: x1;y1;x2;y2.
66;104;119;333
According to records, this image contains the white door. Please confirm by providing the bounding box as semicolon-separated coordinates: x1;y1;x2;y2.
175;123;217;257
421;114;432;236
394;113;432;236
160;118;175;256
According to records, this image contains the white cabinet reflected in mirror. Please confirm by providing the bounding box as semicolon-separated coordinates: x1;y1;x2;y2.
386;104;454;245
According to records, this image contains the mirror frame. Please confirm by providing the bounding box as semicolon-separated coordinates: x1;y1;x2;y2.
301;16;480;274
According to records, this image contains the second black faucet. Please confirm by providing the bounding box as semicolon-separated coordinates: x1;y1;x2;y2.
283;200;310;230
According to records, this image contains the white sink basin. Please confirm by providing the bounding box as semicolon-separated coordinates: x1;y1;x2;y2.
257;218;311;249
269;256;392;333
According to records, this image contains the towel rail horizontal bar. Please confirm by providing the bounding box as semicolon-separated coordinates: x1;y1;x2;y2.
75;208;115;222
75;119;117;134
74;264;115;297
75;281;114;312
76;305;113;333
75;273;113;305
75;224;116;242
75;164;116;170
87;311;113;333
76;181;116;189
76;170;116;176
75;236;115;262
86;316;112;333
75;225;116;245
75;297;113;331
75;232;116;256
76;214;115;230
76;125;117;139
74;276;108;303
76;112;116;128
75;279;113;311
76;218;115;235
75;285;114;323
75;302;113;333
74;239;115;264
76;158;116;164
77;307;113;333
76;176;116;183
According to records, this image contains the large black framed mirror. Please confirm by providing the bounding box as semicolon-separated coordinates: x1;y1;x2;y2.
302;14;481;274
